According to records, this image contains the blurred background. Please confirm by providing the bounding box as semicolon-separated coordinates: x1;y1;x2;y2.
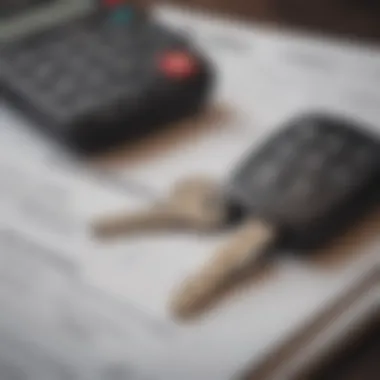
150;0;380;41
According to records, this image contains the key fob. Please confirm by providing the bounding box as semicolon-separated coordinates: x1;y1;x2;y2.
229;114;380;249
89;112;380;319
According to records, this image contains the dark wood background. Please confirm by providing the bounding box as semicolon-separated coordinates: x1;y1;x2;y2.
151;0;380;42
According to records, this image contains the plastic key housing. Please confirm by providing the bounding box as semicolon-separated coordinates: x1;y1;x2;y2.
228;114;380;250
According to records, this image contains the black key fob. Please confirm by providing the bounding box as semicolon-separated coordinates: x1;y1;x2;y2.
171;113;380;318
93;113;380;247
229;113;380;249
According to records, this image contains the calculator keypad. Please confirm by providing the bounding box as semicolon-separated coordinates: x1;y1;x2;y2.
0;11;201;141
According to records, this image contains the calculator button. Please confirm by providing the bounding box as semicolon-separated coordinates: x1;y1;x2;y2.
158;51;199;79
109;7;134;25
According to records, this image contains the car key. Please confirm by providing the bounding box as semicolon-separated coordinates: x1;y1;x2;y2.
170;113;380;319
92;113;380;318
92;177;229;237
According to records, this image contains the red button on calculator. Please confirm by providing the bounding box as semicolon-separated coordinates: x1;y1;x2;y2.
159;52;199;79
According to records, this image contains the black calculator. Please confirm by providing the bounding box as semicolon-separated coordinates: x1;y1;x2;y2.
0;0;214;154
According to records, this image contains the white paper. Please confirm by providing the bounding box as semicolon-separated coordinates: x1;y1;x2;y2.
0;5;378;380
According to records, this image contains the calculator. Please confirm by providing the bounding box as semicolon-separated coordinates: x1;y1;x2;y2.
0;0;214;154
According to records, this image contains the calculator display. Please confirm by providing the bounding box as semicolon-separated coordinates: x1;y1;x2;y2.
0;0;95;42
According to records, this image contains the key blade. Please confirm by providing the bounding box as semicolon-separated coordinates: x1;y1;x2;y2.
91;176;227;239
91;205;185;238
170;219;276;320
